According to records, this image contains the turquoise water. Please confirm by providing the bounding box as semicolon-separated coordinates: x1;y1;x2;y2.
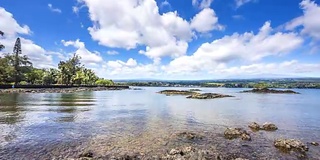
0;87;319;159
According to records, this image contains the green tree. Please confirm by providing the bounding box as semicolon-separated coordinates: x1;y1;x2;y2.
42;68;59;85
0;56;14;83
254;82;269;89
5;38;33;85
95;78;114;86
25;68;44;84
58;54;81;85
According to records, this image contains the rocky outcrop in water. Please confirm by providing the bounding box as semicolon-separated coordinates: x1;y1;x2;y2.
241;88;299;94
186;93;234;99
189;89;201;91
248;122;278;131
224;128;251;141
274;139;309;153
158;90;196;96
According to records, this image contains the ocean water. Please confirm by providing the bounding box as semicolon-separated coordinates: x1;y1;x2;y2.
0;87;319;159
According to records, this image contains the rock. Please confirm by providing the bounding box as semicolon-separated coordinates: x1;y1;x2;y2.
274;139;308;153
235;158;249;160
189;89;201;91
176;132;203;141
224;128;251;141
158;90;196;96
169;149;183;155
262;122;278;131
248;122;261;131
186;93;234;99
310;142;319;146
242;88;299;94
79;151;94;158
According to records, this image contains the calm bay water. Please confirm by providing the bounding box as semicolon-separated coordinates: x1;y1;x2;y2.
0;87;319;159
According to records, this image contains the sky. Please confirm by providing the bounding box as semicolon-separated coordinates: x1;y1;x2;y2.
0;0;320;80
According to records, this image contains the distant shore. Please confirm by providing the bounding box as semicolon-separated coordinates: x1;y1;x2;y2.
0;85;129;94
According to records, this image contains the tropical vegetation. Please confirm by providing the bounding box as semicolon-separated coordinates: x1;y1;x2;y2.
0;31;113;86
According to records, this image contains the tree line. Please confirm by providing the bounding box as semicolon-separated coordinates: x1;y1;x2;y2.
0;31;114;86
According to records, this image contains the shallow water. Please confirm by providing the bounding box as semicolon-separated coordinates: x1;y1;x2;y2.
0;87;319;159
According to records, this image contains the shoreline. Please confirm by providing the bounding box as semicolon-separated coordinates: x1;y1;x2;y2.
0;86;129;94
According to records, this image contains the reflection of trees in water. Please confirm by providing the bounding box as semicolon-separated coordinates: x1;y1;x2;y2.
55;92;94;122
0;93;26;124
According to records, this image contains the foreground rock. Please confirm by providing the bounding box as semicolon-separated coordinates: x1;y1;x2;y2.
158;90;196;96
242;88;299;94
262;122;278;131
0;87;126;94
274;139;308;153
248;122;261;131
248;122;278;131
163;146;223;160
186;93;234;99
224;128;251;141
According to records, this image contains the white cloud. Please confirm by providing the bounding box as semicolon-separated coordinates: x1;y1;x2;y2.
93;59;161;79
61;39;103;64
77;0;225;61
235;0;256;8
192;0;214;9
0;7;56;68
0;8;31;36
48;4;62;13
191;8;225;33
106;50;119;55
161;0;170;7
214;60;320;77
285;0;320;40
164;21;303;74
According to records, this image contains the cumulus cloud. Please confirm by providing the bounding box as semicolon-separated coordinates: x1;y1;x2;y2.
92;59;161;79
192;0;214;9
191;8;225;33
0;7;56;68
285;0;320;40
164;21;303;74
61;39;103;64
214;60;320;77
76;0;225;62
48;4;62;13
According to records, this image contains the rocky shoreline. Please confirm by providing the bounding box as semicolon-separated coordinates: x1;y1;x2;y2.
0;87;127;94
241;88;300;94
71;122;318;160
158;90;234;99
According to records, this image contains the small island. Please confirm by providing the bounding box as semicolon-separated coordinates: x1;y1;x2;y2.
158;90;234;99
186;93;234;99
241;83;300;94
242;88;299;94
157;90;196;96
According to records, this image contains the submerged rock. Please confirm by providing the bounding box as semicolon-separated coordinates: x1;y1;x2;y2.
248;122;261;131
274;139;308;153
262;122;278;131
224;128;251;141
158;90;196;96
175;131;204;141
241;88;299;94
310;142;319;146
186;93;234;99
163;146;217;159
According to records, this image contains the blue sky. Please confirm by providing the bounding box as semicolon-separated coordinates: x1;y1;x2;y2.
0;0;320;79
